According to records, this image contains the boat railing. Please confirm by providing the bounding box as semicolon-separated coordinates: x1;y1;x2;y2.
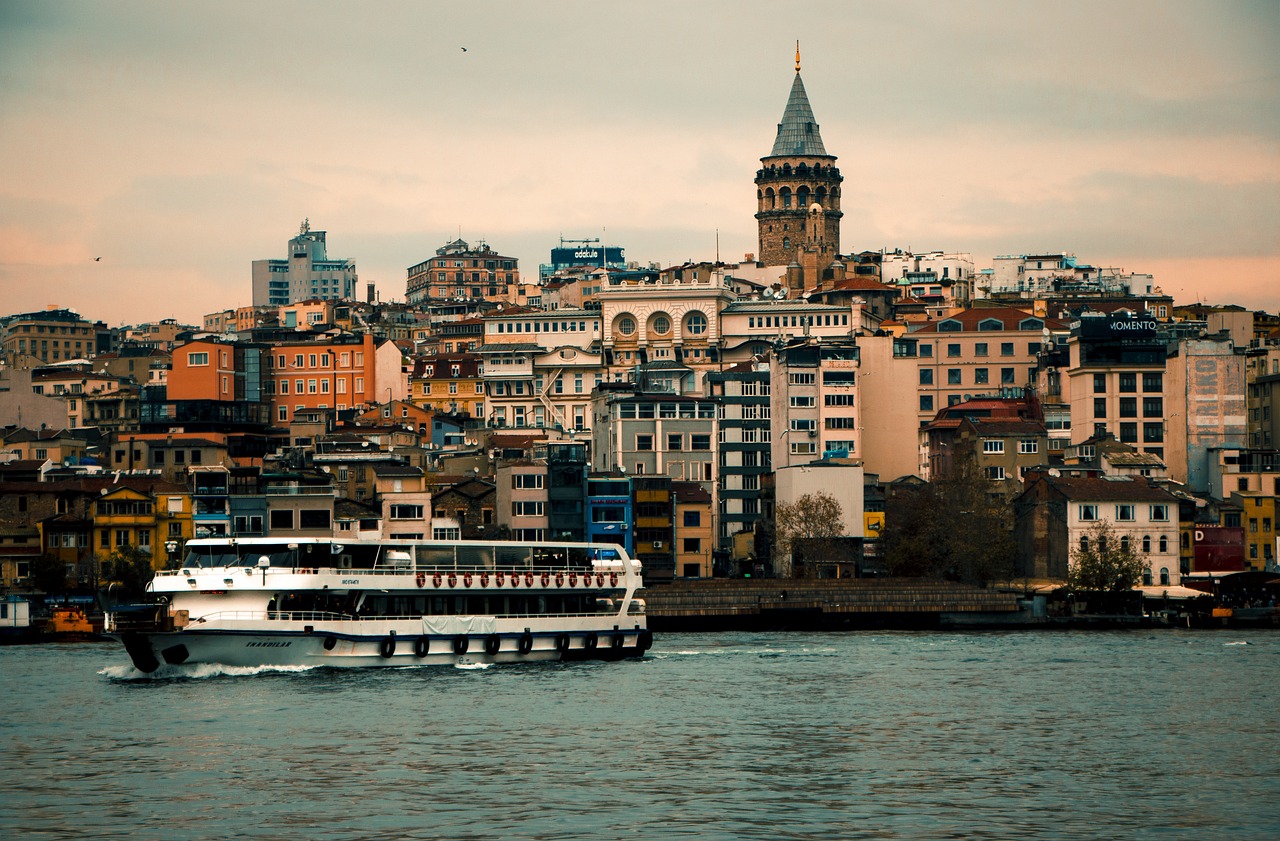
191;608;633;624
157;565;634;580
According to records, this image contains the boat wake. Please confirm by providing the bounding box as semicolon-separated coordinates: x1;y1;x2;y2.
454;658;492;670
98;662;319;681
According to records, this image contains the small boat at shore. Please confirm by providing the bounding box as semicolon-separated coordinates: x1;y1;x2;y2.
107;537;651;672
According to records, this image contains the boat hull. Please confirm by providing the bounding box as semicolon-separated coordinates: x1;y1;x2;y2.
113;625;652;672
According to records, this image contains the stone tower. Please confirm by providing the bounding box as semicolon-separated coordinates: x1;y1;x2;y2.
755;45;842;285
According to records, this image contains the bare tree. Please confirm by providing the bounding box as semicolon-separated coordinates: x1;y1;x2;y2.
1069;521;1148;592
774;492;844;578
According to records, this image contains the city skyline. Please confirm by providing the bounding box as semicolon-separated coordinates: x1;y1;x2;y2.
1;0;1277;325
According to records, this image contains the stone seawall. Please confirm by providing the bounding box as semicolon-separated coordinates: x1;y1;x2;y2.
643;578;1024;631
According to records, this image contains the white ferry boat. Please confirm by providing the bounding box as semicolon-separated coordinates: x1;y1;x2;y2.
107;537;650;672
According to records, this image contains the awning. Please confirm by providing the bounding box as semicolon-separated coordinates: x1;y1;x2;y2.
1135;585;1209;600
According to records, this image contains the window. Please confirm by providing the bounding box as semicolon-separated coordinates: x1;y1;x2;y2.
187;351;209;366
789;441;817;455
947;343;961;358
682;538;701;553
789;372;816;385
1143;372;1163;392
390;504;423;519
1120;397;1137;418
667;433;683;451
691;435;711;451
1001;342;1014;357
1094;398;1107;419
920;395;934;412
983;440;1005;454
1093;373;1106;393
974;368;989;385
636;434;653;451
1150;504;1168;521
616;316;636;336
269;509;294;530
789;396;815;408
947;369;962;385
685;312;707;335
984;466;1006;480
974;343;988;357
1120;422;1138;443
1080;504;1098;521
1116;504;1136;521
683;510;701;527
1119;373;1137;393
513;501;545;517
1001;368;1016;385
651;315;671;335
513;474;544;489
1019;440;1038;454
1143;423;1164;443
825;417;857;430
919;368;934;385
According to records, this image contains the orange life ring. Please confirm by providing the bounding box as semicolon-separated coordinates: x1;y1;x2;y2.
568;573;577;586
610;573;618;587
416;572;426;588
525;572;534;587
597;574;605;587
447;573;457;588
495;572;504;586
480;573;490;587
555;573;564;587
432;573;442;588
511;574;520;587
463;573;473;587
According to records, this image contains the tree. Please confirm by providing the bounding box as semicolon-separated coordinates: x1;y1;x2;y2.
102;546;158;599
881;454;1015;584
1068;521;1147;592
774;492;844;578
29;553;70;598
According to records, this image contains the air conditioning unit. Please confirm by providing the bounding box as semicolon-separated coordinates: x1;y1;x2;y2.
652;541;662;549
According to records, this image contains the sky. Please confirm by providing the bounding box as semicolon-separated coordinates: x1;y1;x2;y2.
1;0;1277;326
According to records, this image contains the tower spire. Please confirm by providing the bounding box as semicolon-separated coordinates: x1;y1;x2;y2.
795;40;801;73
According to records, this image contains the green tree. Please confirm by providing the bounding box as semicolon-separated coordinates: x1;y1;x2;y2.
102;546;157;599
882;455;1015;584
774;492;844;578
28;553;70;597
1068;520;1148;592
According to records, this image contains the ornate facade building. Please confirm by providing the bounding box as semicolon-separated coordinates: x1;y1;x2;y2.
755;47;843;288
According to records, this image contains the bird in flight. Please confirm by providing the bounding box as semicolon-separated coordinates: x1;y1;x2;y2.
94;257;101;261
461;47;467;52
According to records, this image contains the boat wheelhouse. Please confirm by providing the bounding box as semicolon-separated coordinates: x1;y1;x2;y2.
108;537;649;672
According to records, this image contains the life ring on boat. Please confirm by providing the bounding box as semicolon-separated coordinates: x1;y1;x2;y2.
463;573;473;587
518;632;533;655
555;573;564;587
582;632;598;651
568;573;577;586
540;573;550;587
480;573;490;587
323;636;338;651
432;573;442;588
610;573;619;587
510;574;520;588
637;629;653;652
494;572;504;586
611;633;624;650
597;574;605;587
379;636;396;658
447;573;457;588
415;572;426;588
453;635;469;655
555;633;570;653
413;637;430;658
525;572;534;587
485;634;501;655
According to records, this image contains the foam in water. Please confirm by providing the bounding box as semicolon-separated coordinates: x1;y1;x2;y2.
98;662;318;680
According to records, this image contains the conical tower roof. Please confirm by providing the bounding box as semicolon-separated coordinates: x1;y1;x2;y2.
768;71;829;158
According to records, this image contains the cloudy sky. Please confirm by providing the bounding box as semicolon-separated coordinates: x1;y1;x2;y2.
1;0;1276;325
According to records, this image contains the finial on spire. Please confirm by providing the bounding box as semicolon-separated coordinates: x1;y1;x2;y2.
795;41;801;73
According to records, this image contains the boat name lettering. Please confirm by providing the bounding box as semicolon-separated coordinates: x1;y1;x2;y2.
245;641;293;648
341;579;360;585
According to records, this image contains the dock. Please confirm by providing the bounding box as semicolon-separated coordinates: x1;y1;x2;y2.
643;578;1025;631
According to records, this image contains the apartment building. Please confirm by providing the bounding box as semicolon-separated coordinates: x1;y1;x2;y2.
705;361;772;550
590;386;718;487
406;239;519;306
0;308;99;365
770;338;861;470
251;222;357;307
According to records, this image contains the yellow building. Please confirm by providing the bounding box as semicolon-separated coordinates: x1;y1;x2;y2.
93;483;192;572
411;353;485;418
1232;491;1277;571
673;482;713;578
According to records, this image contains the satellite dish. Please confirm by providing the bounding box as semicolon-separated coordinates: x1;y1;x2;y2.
775;288;787;299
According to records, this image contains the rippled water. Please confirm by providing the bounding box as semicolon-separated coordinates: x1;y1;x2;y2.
3;630;1279;840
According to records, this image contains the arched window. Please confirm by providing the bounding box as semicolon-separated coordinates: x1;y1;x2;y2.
1159;568;1170;585
1143;569;1153;586
1142;535;1151;553
783;237;791;250
1120;536;1130;553
615;315;636;337
780;187;792;209
649;313;671;336
1080;536;1089;553
1159;536;1168;553
685;312;707;335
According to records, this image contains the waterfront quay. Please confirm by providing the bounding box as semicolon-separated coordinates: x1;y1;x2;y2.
644;578;1023;631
